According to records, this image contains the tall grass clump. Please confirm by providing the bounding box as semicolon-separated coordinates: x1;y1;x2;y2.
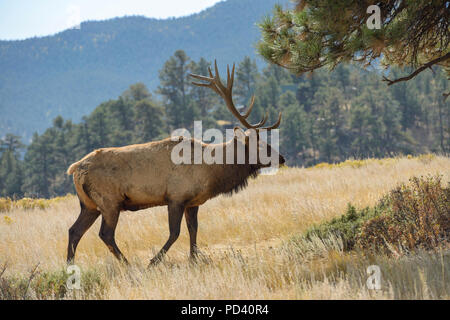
0;264;104;300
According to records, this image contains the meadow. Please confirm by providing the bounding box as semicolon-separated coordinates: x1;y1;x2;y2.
0;155;449;299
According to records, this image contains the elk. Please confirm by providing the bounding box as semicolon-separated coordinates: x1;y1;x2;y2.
66;61;284;266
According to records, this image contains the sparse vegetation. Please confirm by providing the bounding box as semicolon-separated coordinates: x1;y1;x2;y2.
0;195;73;213
311;154;437;170
0;156;449;299
0;265;104;300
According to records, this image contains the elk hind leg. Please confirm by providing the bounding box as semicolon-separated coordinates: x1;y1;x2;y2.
98;207;129;265
67;202;100;264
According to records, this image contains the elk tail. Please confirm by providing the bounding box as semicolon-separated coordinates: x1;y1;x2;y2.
67;160;82;175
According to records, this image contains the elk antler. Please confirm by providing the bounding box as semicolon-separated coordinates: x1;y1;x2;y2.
190;60;282;130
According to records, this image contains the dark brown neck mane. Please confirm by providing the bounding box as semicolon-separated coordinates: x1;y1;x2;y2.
205;139;261;197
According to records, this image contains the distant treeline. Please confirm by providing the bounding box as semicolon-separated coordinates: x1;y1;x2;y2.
0;50;448;198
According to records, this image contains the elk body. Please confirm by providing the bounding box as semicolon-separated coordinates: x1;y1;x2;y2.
66;61;284;266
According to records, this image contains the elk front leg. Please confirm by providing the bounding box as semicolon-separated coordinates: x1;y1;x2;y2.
149;202;185;266
185;206;199;259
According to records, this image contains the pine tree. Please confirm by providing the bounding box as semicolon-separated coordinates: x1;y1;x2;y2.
282;102;309;165
234;56;259;105
88;108;110;149
22;133;53;198
47;117;75;195
0;134;25;197
122;82;152;102
0;150;23;198
133;100;165;143
158;50;197;130
258;1;449;85
189;58;218;118
312;86;346;162
72;117;95;158
107;98;134;146
0;133;24;157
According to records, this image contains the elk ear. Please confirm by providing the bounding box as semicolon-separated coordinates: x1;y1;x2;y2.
234;127;246;143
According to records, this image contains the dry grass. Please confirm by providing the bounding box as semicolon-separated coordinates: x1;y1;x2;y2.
0;156;449;299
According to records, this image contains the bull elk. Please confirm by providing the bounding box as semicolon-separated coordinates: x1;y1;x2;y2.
66;61;284;266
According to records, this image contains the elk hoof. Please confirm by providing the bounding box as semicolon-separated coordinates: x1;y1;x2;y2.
189;250;210;264
148;256;163;268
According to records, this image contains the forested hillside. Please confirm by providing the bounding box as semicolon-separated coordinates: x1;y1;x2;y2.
0;50;448;198
0;0;290;140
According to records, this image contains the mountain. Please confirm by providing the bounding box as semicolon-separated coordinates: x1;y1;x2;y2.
0;0;290;141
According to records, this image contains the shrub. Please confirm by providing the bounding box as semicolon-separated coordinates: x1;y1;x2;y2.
357;175;450;253
3;216;13;225
298;175;449;255
0;198;12;213
304;203;385;250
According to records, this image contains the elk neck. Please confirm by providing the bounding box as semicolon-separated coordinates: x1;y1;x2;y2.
203;138;261;197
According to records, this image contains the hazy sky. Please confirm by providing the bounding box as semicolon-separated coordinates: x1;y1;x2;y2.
0;0;223;40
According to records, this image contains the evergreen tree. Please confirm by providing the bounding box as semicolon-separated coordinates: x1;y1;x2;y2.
312;87;346;162
0;134;25;197
0;134;24;157
48;117;75;195
88;108;110;149
0;150;23;198
158;50;197;129
133;100;165;143
189;58;218;118
72;117;95;158
282;102;309;165
107;98;134;146
22;133;53;198
122;82;152;102
258;0;449;85
235;56;259;105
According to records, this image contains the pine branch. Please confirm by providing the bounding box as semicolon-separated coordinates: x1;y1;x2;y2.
382;52;450;86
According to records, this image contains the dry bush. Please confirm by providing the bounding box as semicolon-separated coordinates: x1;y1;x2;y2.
358;175;450;254
297;175;449;256
0;195;73;213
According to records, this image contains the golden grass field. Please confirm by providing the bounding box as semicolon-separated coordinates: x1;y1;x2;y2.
0;155;449;299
